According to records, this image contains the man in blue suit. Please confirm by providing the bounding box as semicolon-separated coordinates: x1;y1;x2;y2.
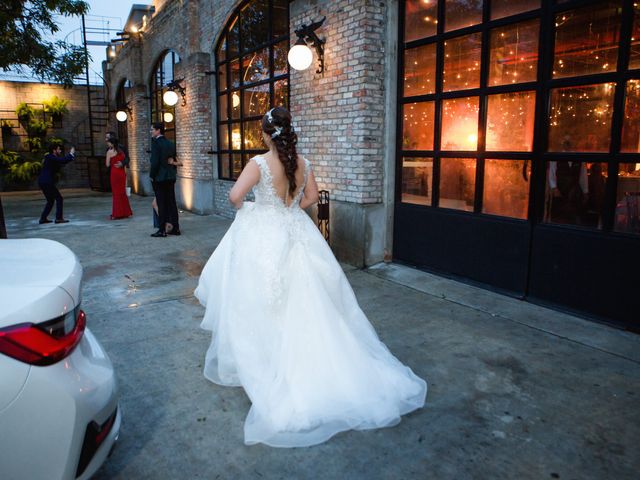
38;143;75;224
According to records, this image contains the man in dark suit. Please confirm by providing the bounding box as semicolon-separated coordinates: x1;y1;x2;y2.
149;122;179;237
38;143;75;224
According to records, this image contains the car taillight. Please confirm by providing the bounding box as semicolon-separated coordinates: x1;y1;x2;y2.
0;307;86;366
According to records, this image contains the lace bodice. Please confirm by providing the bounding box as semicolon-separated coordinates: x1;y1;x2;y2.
252;155;310;209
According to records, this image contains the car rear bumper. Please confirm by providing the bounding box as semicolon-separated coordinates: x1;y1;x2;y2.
0;328;119;480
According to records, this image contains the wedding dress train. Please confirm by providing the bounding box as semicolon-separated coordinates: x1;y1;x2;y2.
195;155;427;447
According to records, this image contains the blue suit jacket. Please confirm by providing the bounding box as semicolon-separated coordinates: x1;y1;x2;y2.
38;153;75;185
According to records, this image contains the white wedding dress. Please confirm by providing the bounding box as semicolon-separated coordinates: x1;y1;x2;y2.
195;155;427;447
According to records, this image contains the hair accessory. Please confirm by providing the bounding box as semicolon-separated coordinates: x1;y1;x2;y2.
266;108;282;138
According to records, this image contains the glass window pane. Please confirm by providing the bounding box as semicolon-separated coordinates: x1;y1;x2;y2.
231;124;241;150
230;58;241;88
243;48;270;84
228;18;240;58
615;163;640;234
491;0;539;20
218;63;228;91
404;43;436;96
443;33;481;91
553;3;621;79
445;0;483;33
544;161;608;229
243;119;264;150
219;154;231;179
486;91;536;151
621;80;640;152
439;158;476;211
402;157;433;205
548;83;615;152
218;125;229;150
273;0;289;38
274;79;289;108
274;40;288;77
231;91;241;119
405;0;438;42
241;0;269;52
218;95;228;121
403;102;435;150
243;85;270;117
489;20;539;86
483;160;531;219
441;97;479;150
232;154;243;179
217;36;227;62
630;3;640;69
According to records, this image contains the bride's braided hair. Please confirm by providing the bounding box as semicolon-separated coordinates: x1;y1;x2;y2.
262;107;299;197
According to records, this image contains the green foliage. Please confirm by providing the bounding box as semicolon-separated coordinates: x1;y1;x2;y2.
0;1;90;88
27;119;51;138
24;137;43;151
43;96;69;117
0;120;13;131
16;102;36;120
0;150;41;184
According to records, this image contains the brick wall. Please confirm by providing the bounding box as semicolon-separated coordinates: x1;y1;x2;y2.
0;80;98;189
290;0;387;204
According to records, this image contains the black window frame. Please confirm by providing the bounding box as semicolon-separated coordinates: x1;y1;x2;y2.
150;50;180;143
214;0;290;181
397;0;640;237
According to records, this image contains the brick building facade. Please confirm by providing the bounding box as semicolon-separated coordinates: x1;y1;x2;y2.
106;0;396;266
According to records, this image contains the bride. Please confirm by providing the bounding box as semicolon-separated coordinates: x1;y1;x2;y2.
195;107;426;447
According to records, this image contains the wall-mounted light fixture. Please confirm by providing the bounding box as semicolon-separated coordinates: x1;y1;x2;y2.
163;111;174;123
288;17;326;74
115;102;132;122
163;78;186;106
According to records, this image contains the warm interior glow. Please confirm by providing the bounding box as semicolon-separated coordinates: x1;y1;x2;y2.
163;90;179;106
288;44;313;71
232;92;240;108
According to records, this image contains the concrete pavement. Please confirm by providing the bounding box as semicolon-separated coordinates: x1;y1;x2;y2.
2;189;639;479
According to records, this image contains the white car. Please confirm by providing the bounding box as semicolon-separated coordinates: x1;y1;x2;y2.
0;239;120;480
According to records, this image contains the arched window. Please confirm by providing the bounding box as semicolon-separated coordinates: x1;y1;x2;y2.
116;79;132;149
150;50;180;143
215;0;290;180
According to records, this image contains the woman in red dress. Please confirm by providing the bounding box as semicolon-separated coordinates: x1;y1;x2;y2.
106;138;133;219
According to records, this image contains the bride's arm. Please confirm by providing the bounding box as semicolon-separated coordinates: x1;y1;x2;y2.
300;170;319;209
229;160;260;208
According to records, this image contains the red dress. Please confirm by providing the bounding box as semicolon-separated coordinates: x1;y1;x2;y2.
110;151;133;219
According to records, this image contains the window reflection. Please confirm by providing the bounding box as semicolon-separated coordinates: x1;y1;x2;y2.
445;0;483;33
219;64;228;91
274;41;289;77
548;84;615;152
553;3;621;78
404;43;436;96
241;0;269;52
402;157;433;205
243;48;270;84
243;120;263;149
440;158;476;211
544;161;608;229
491;0;539;20
621;80;640;152
441;97;479;150
272;0;289;38
443;33;481;91
489;20;539;86
405;0;438;42
486;91;535;151
219;125;229;150
220;154;230;179
403;102;435;150
615;163;640;234
243;87;269;117
219;95;228;121
630;4;640;69
274;79;289;108
483;160;530;219
231;91;241;119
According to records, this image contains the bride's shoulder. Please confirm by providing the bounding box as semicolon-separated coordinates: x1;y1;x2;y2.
249;154;266;167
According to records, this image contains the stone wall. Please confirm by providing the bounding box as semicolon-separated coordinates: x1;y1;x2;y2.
0;80;99;189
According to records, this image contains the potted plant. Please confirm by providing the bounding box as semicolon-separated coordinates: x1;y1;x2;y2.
0;149;41;190
16;103;35;124
26;118;50;138
42;96;69;121
1;120;12;136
